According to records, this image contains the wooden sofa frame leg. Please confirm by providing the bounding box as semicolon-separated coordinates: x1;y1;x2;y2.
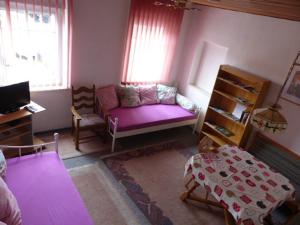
109;117;118;153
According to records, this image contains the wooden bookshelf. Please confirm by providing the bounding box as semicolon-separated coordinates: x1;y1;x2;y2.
200;65;270;148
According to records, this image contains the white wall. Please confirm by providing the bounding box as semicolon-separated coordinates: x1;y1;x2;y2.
32;0;130;132
175;6;300;154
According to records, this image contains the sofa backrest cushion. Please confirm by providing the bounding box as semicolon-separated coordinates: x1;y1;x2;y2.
96;85;119;111
139;85;159;105
157;84;177;104
117;85;141;107
176;94;196;112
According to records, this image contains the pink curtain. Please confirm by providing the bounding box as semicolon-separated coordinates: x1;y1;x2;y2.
121;0;183;85
0;0;73;89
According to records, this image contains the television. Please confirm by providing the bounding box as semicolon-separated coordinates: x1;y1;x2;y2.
0;81;31;114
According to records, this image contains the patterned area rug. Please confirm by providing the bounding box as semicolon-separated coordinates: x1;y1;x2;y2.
103;138;226;225
69;163;151;225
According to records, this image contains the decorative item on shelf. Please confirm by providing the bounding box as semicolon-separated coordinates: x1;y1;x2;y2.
240;110;251;124
232;103;247;121
154;0;200;11
251;51;300;134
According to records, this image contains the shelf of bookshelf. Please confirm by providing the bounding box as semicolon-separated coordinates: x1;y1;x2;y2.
217;77;259;95
208;106;245;128
203;122;239;145
214;89;255;107
201;131;227;146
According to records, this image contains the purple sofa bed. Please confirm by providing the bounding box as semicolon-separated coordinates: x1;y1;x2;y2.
108;104;200;152
96;84;200;152
5;152;93;225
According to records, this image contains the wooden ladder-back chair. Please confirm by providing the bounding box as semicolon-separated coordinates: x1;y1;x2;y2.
71;85;106;150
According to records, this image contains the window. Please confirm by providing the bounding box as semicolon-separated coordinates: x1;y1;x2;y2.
121;0;183;84
0;0;72;90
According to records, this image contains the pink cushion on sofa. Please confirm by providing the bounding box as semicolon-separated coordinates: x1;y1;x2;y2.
117;86;141;107
96;85;119;111
139;85;159;105
109;104;196;131
0;178;22;225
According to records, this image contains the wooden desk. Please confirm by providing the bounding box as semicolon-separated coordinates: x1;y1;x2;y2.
0;101;45;157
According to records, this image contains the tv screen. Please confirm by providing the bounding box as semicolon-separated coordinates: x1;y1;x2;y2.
0;81;31;114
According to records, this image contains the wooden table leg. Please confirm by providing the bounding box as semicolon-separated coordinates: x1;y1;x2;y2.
181;181;236;225
180;182;199;201
224;209;236;225
205;189;209;200
185;176;194;189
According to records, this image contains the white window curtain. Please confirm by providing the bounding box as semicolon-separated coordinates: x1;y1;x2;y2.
0;0;73;90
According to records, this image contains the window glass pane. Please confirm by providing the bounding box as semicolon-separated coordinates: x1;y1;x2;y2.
0;3;67;90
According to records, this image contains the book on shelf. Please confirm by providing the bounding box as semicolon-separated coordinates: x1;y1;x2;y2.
232;103;247;121
235;96;252;106
211;107;240;121
239;110;251;124
206;121;234;137
222;77;258;94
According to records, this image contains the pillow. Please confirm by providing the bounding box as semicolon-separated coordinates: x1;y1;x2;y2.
96;85;119;111
0;178;22;225
117;85;140;107
176;94;197;112
139;85;159;105
0;150;6;178
157;84;177;104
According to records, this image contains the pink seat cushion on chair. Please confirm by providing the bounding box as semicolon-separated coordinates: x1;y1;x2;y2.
109;104;197;131
96;85;119;111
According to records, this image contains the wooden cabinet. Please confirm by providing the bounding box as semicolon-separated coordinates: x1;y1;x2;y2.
0;102;45;157
200;65;270;148
192;0;300;21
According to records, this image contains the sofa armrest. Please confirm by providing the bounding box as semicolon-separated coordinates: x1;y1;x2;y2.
176;93;201;114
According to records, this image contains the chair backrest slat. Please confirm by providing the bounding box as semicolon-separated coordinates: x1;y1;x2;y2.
74;103;94;110
73;96;94;103
72;85;96;113
72;87;94;95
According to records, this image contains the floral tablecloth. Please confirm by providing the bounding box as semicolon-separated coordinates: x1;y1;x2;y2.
184;145;295;225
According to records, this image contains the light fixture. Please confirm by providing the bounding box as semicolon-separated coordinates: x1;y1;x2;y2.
154;0;201;11
251;51;300;134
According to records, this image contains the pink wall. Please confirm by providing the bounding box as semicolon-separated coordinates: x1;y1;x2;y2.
32;0;130;132
71;0;130;86
175;6;300;154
